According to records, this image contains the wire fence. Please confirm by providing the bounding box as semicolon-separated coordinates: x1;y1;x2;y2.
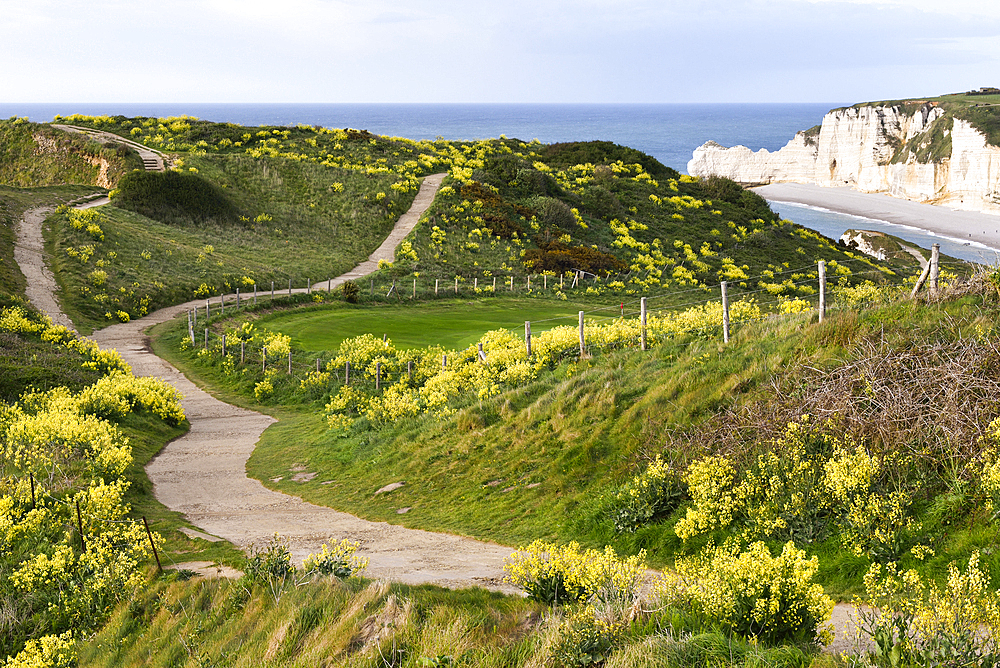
13;472;163;570
181;248;953;399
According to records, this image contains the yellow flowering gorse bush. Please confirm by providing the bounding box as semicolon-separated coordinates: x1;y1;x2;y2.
503;540;645;606
657;541;834;646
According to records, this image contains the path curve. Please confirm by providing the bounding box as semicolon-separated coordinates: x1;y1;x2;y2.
16;174;514;592
52;124;167;171
14;207;77;331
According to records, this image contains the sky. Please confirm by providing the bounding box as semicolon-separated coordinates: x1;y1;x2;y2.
2;0;999;103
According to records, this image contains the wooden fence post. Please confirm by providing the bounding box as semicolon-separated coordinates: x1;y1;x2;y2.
254;284;258;305
204;328;208;349
241;340;245;364
442;354;447;369
328;278;332;293
316;358;321;373
527;275;531;290
493;277;497;292
721;281;730;344
30;473;35;509
474;277;478;291
818;261;826;322
544;275;547;290
454;277;458;294
143;517;162;571
413;278;416;299
271;281;274;299
929;243;940;295
435;278;439;295
221;334;226;357
509;275;513;291
192;306;197;326
579;311;585;356
525;321;532;357
307;278;311;295
376;361;381;390
478;342;486;363
287;350;292;375
220;294;224;315
370;279;374;296
236;288;240;308
561;274;564;290
640;297;647;351
288;278;292;296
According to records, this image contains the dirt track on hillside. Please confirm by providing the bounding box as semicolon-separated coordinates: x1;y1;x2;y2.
16;174;515;592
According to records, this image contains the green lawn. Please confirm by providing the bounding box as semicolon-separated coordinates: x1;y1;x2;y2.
258;298;595;351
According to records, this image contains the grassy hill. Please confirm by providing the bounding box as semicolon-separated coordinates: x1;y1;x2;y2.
24;115;924;334
153;270;1000;601
0;118;142;188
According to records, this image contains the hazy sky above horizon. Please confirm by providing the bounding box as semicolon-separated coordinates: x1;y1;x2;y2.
3;0;999;103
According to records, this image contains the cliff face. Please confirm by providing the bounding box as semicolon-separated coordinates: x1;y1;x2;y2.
688;104;1000;215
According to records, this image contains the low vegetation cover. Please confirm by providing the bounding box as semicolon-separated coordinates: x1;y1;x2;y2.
39;115;920;335
0;303;185;666
157;270;997;581
0;118;141;188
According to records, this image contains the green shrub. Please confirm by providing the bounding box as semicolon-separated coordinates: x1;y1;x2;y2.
550;606;621;668
504;541;645;606
112;170;240;224
606;456;686;533
657;541;834;647
342;280;360;304
853;552;1000;667
301;539;368;578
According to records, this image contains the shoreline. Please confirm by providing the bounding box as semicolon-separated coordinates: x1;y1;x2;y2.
753;183;1000;256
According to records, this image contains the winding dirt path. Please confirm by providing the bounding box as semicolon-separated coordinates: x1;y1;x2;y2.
15;174;514;592
13;173;866;647
14;207;77;331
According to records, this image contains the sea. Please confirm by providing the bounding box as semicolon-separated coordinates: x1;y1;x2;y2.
2;102;994;263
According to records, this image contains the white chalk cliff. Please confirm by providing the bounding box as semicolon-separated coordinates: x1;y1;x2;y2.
688;104;1000;215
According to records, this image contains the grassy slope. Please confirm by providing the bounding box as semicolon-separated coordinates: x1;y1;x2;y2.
80;576;546;668
0;119;141;188
378;147;916;305
80;568;823;668
43;156;416;333
0;185;100;304
46;117;919;330
153;285;1000;600
260;298;595;351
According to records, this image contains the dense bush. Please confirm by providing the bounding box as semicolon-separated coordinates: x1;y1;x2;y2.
539;141;680;180
504;540;645;606
854;553;1000;666
658;541;834;646
112;170;241;224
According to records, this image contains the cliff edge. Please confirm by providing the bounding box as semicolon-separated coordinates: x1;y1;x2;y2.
688;93;1000;216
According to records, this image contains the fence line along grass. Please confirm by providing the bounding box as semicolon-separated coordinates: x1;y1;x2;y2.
152;271;1000;599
